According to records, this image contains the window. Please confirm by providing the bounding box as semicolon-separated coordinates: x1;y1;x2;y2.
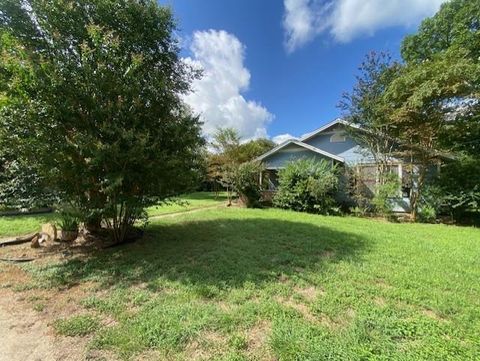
330;132;346;143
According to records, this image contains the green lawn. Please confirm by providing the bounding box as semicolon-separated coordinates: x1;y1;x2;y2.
145;191;228;217
4;207;480;360
0;213;58;237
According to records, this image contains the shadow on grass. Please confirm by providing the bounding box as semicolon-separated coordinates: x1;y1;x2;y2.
35;217;368;289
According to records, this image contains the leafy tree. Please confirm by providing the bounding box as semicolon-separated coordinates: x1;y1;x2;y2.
236;138;275;164
0;0;204;243
0;156;57;210
208;128;240;204
401;0;480;64
206;128;274;203
384;0;480;221
273;159;339;214
339;52;401;186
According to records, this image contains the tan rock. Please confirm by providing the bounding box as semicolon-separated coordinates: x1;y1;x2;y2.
41;223;57;242
38;233;49;245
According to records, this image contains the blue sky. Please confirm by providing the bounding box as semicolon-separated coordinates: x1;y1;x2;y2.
161;0;446;142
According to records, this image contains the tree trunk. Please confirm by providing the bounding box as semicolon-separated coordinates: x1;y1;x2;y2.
410;164;426;222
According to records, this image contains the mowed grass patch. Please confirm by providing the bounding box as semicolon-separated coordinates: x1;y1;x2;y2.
17;208;480;360
146;191;228;217
0;213;58;238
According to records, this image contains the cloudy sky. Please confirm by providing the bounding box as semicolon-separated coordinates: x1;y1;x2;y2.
163;0;446;142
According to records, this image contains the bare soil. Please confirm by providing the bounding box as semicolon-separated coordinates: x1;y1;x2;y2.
0;264;88;361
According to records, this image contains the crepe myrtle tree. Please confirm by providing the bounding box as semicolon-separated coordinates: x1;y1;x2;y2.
0;0;205;243
384;0;480;221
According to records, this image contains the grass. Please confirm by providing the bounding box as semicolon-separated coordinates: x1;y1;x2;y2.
53;315;100;337
146;191;228;217
3;206;480;360
0;213;58;237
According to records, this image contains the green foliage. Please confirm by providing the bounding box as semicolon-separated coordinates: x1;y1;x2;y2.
343;168;374;216
273;159;339;214
339;52;401;180
0;0;204;243
401;0;480;63
57;208;80;231
232;161;264;208
433;157;480;223
54;315;99;337
378;0;480;221
236;138;275;164
0;158;57;209
206;128;274;203
371;173;401;218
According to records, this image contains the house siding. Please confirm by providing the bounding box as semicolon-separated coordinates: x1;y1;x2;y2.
261;144;334;169
258;121;420;213
303;126;375;165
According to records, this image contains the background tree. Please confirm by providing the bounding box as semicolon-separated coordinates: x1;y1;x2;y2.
0;0;204;243
206;127;274;203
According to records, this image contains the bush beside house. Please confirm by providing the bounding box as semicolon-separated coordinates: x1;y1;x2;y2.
273;159;339;214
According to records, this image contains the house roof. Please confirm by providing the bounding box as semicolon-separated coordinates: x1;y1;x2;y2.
255;139;345;163
300;118;360;142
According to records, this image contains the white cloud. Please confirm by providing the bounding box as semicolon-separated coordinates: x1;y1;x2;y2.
183;30;274;140
283;0;447;52
272;133;296;144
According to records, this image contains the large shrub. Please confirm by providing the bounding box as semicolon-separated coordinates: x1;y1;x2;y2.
425;156;480;224
233;162;264;208
0;1;204;243
273;159;339;214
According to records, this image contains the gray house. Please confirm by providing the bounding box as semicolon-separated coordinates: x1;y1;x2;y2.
256;118;413;212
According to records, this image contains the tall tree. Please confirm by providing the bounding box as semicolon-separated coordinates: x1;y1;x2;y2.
385;0;480;220
339;52;401;186
0;0;204;243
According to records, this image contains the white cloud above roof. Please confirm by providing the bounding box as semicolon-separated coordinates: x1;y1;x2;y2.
182;30;274;139
272;133;297;144
283;0;447;52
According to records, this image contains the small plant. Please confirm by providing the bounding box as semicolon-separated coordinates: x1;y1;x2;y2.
57;207;80;241
418;204;437;223
33;302;46;312
371;173;401;218
232;161;265;208
58;213;79;231
54;315;99;337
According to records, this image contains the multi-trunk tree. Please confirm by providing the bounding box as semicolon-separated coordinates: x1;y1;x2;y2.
386;0;480;220
341;0;480;221
0;0;205;243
